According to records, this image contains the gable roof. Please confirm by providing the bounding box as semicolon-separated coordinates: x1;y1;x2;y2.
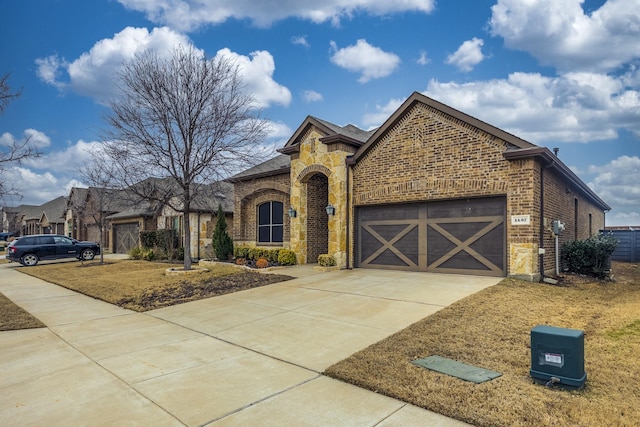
278;116;375;155
17;196;67;223
349;91;536;164
345;91;609;211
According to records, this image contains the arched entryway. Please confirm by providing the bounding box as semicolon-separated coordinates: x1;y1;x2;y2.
305;173;329;263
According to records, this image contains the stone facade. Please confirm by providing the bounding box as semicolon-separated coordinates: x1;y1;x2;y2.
288;127;356;266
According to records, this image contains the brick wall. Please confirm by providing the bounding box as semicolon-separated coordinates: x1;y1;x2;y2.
306;173;329;262
232;172;291;247
539;165;606;276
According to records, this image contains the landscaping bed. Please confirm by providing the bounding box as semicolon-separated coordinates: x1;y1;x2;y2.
13;260;293;312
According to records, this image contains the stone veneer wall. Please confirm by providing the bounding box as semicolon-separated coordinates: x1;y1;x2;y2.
289;128;356;266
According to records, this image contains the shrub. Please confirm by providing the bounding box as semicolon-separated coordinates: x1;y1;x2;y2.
142;248;156;261
278;249;297;266
234;246;250;259
168;246;184;261
561;233;618;278
318;254;336;267
156;229;178;253
248;247;268;261
212;205;233;260
255;257;269;268
139;231;157;249
267;249;281;263
236;258;246;265
129;246;143;260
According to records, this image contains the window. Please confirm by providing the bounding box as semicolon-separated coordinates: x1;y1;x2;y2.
258;201;283;243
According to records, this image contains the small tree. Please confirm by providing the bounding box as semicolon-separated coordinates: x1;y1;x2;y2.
212;205;233;260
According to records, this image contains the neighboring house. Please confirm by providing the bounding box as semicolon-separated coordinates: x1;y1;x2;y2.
1;205;36;234
66;186;157;254
5;196;68;236
155;181;234;260
230;92;610;280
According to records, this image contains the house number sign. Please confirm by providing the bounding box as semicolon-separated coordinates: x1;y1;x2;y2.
511;215;531;225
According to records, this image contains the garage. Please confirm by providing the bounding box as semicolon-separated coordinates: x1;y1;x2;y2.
356;197;506;276
113;222;139;254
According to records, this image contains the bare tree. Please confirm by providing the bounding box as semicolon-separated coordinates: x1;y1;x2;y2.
0;72;40;200
103;46;268;270
71;148;127;264
0;72;22;114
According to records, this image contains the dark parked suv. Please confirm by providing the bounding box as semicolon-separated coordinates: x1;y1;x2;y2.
6;234;100;266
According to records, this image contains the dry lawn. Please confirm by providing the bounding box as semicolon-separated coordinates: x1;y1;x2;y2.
17;260;293;311
0;292;45;331
325;262;640;427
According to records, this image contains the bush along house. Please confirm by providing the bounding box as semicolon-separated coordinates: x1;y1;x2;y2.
229;92;610;280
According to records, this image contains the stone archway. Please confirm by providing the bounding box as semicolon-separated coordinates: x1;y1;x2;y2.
304;173;329;263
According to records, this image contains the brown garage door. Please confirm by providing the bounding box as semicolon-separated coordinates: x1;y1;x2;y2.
356;197;505;276
113;223;139;254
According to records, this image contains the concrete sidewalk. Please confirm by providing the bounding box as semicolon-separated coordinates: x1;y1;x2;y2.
0;260;499;426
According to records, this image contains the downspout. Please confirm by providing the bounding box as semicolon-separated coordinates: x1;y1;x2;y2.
345;157;351;269
539;160;555;281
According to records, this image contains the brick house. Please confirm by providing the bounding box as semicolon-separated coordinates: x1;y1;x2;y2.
232;92;610;279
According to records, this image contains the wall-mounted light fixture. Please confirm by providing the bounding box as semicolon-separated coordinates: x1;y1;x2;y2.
288;206;297;218
325;204;335;216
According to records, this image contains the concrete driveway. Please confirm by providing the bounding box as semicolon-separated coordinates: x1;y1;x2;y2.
0;260;500;426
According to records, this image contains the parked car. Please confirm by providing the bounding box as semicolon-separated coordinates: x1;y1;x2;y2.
6;234;100;266
0;232;16;242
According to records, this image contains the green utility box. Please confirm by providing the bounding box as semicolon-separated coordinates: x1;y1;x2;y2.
530;325;586;388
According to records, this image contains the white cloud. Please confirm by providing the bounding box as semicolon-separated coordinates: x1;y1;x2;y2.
423;70;640;143
23;140;101;173
35;27;290;109
302;90;323;103
8;166;70;205
490;0;640;72
215;48;291;108
117;0;436;31
36;27;193;103
264;121;293;140
417;50;430;65
586;155;640;226
291;35;310;48
607;211;640;227
588;156;640;206
1;129;51;149
362;97;404;129
330;39;400;83
445;38;485;72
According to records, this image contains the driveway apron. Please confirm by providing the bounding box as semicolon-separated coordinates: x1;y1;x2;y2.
0;261;498;426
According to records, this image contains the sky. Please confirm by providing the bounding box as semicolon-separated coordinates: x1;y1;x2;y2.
0;0;639;226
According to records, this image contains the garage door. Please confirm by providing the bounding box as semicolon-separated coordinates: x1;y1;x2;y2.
113;223;139;254
356;197;505;276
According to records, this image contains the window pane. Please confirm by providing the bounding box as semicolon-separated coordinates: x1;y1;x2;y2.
272;202;283;225
258;203;271;225
258;226;270;243
272;225;283;242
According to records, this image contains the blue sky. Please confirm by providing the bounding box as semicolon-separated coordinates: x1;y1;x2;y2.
1;0;639;226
